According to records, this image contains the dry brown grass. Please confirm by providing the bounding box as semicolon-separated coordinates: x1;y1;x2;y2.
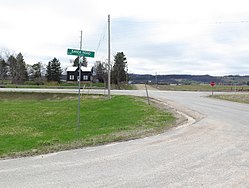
211;94;249;104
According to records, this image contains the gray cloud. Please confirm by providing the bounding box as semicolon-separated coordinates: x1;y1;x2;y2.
1;0;249;76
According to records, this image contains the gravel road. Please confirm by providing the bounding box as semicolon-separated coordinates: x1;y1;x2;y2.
0;88;249;187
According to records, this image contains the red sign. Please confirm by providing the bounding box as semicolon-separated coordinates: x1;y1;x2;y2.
210;82;215;87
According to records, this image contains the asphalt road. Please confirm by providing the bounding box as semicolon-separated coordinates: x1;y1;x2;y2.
1;88;249;187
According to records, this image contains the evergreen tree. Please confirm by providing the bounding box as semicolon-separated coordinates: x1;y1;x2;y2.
112;52;128;86
46;58;62;83
7;55;17;84
46;61;52;81
7;53;28;84
73;56;88;67
0;57;8;83
16;53;28;84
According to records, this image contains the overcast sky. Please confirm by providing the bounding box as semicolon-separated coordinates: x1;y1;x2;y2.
1;0;249;75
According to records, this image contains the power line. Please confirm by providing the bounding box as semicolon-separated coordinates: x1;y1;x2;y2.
95;23;107;58
215;20;249;24
112;19;249;25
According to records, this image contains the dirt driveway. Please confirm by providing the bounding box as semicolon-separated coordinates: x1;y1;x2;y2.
134;84;158;90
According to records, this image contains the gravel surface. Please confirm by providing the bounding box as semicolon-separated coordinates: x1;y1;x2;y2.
1;88;249;187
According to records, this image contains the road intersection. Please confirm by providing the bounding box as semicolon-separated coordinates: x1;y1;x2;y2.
0;88;249;187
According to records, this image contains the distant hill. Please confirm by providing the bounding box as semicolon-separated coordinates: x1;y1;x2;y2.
129;74;249;85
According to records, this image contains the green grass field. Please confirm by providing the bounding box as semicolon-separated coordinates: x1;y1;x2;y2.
0;92;175;158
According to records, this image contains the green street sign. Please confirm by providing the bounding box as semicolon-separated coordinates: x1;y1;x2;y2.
67;48;95;58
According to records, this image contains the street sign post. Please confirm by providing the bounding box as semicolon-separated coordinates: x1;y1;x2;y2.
210;82;215;87
67;48;95;58
67;45;95;136
210;82;215;95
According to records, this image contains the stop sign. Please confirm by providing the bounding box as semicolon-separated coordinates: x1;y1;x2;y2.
210;82;215;87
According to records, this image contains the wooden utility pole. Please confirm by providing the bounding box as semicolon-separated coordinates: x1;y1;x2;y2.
155;72;158;87
108;14;111;99
145;82;150;105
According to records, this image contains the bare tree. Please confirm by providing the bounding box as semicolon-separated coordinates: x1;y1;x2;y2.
29;62;44;84
93;61;108;83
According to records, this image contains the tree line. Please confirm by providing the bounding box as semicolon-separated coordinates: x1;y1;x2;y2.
0;51;128;86
0;53;29;84
0;52;62;85
93;52;128;87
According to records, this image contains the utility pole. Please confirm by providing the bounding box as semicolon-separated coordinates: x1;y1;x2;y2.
155;72;158;87
77;30;83;135
108;14;111;99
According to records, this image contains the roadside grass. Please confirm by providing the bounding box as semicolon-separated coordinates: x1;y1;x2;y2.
152;84;249;92
0;92;175;158
0;81;135;90
210;94;249;104
0;82;105;89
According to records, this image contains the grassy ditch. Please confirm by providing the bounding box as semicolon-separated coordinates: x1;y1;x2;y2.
211;94;249;104
0;92;175;158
